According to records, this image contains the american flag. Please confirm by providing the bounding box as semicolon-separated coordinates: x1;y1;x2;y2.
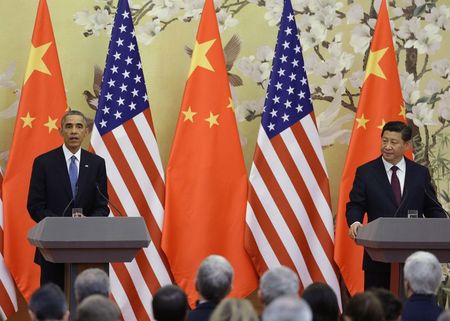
244;0;341;305
0;170;17;320
90;0;172;320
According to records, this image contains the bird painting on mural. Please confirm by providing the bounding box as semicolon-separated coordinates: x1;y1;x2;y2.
82;64;103;131
184;34;243;87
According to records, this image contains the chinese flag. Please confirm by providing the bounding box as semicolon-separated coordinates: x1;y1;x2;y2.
162;0;258;305
3;0;67;301
334;0;411;295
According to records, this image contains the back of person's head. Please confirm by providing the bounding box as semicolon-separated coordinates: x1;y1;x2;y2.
262;296;312;321
381;121;412;141
28;283;68;321
77;294;120;321
259;266;299;305
74;268;110;303
302;282;339;321
152;285;188;321
404;251;442;295
344;292;384;321
210;298;259;321
438;310;450;321
195;255;234;303
369;288;402;321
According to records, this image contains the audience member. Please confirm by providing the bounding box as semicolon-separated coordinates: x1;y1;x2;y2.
152;284;188;321
187;255;234;321
369;288;402;321
402;251;443;321
302;282;339;321
437;310;450;321
74;268;110;303
262;296;312;321
343;292;384;321
76;294;120;321
210;298;258;321
28;283;69;321
259;266;299;306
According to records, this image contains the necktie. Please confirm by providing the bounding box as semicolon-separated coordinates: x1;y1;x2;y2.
69;155;78;197
391;165;401;206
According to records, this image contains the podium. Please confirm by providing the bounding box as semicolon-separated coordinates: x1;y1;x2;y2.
28;217;150;320
356;217;450;298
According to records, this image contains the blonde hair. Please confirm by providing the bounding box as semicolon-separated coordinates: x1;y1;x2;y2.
210;299;259;321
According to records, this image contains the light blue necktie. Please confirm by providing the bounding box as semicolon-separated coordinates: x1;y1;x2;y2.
69;155;78;197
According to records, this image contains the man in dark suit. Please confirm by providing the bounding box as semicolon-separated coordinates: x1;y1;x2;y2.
27;110;109;290
346;121;447;290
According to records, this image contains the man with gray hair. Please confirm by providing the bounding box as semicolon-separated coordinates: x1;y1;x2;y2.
262;296;312;321
187;255;234;321
402;251;443;321
259;266;299;305
74;268;110;303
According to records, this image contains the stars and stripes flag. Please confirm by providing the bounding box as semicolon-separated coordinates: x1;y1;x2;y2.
90;0;172;319
0;170;18;320
244;0;341;305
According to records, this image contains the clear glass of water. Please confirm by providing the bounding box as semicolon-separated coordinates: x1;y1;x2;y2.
407;210;419;218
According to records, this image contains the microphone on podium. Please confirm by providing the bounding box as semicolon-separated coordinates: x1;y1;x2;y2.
96;183;124;217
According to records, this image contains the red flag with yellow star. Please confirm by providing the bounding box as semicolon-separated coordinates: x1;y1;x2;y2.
162;0;258;305
334;0;411;295
3;0;67;301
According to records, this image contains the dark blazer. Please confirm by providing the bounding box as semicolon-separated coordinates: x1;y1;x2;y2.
186;301;217;321
402;294;443;321
346;156;446;272
27;146;109;265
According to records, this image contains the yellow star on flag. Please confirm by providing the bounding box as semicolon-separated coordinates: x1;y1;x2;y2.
188;39;216;77
182;106;197;123
399;105;406;118
364;47;388;81
24;42;52;83
226;97;234;111
356;114;369;129
44;116;58;133
377;119;386;129
205;112;219;128
21;112;36;128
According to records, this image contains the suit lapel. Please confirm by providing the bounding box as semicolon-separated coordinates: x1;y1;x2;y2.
56;147;73;198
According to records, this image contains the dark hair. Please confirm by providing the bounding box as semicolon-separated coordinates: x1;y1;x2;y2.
302;283;339;321
381;121;412;141
152;285;188;321
345;292;385;321
28;283;67;321
369;288;401;321
61;110;88;127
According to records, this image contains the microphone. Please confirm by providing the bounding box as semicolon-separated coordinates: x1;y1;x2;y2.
61;184;77;217
393;187;408;217
424;187;449;218
96;183;124;217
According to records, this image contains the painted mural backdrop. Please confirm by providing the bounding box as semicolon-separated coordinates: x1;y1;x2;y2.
0;0;449;293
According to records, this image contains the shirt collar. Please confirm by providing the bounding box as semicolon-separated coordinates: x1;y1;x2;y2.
62;144;81;162
382;156;406;172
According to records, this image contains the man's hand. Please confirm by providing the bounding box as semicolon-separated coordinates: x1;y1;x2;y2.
348;222;362;240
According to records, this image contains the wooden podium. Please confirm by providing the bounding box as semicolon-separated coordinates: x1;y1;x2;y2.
356;217;450;298
28;217;150;320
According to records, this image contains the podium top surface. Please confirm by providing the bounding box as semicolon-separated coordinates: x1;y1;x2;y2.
356;217;450;249
28;216;150;249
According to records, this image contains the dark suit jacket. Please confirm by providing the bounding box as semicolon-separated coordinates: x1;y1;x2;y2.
402;294;443;321
346;156;446;272
27;146;109;264
186;301;217;321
